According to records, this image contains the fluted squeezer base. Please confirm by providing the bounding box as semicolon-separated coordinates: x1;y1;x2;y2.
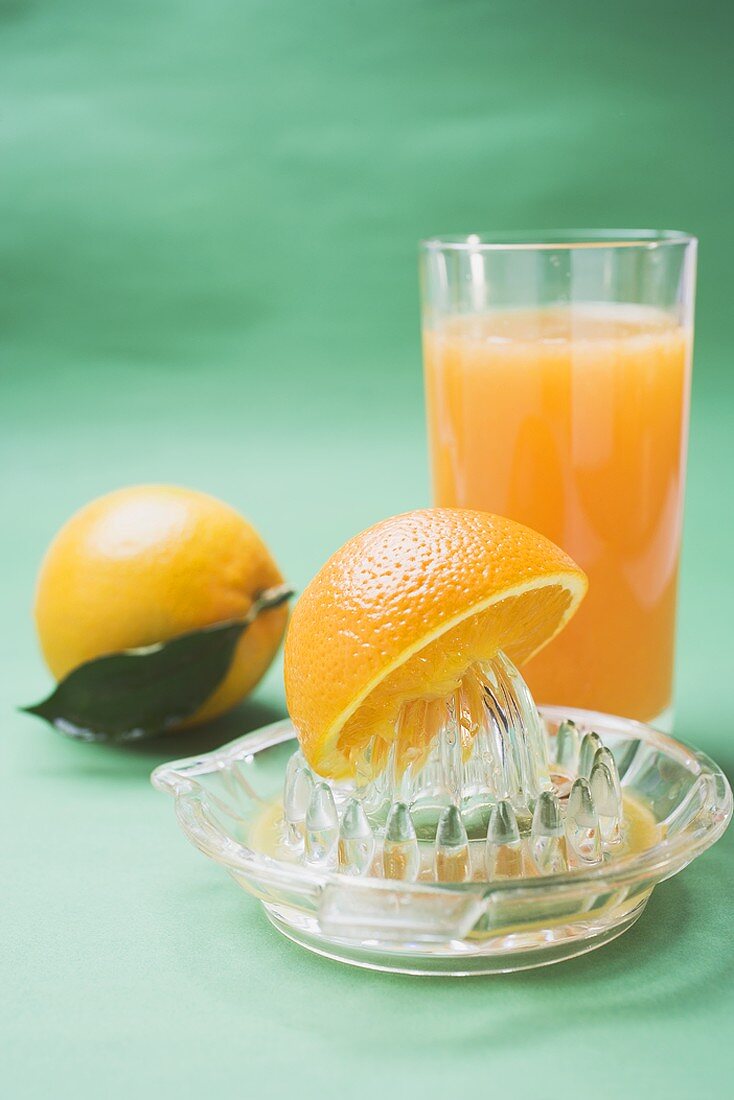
283;653;633;884
153;698;731;974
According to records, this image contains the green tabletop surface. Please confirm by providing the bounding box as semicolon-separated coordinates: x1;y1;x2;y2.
3;2;734;1097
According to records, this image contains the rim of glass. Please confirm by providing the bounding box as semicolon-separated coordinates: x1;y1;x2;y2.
421;229;696;252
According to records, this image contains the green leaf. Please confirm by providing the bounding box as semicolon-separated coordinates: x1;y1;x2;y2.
22;584;293;743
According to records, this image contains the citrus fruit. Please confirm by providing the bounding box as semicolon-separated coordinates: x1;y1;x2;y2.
284;508;586;778
34;485;288;726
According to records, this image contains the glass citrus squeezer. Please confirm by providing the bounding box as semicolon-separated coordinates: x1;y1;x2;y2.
153;507;731;975
153;695;730;975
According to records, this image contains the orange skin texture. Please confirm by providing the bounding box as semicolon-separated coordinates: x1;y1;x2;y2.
284;508;586;777
34;485;288;726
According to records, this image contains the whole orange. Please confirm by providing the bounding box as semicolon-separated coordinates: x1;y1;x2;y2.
34;485;288;726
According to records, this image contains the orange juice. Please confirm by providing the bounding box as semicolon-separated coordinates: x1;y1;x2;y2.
424;306;692;721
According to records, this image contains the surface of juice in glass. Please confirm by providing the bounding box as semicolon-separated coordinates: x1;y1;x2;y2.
423;305;692;722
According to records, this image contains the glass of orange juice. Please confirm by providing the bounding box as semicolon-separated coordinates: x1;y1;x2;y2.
421;230;697;728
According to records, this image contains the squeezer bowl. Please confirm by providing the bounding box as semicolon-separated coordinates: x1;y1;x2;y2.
152;704;731;975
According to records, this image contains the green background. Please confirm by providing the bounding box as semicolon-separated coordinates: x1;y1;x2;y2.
3;2;734;1097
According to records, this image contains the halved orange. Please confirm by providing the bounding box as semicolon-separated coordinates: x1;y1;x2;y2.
284;509;587;779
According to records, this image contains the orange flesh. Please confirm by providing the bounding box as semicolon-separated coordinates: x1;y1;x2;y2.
424;307;691;721
336;583;573;772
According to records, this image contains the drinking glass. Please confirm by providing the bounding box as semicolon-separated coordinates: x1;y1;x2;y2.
420;230;697;726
